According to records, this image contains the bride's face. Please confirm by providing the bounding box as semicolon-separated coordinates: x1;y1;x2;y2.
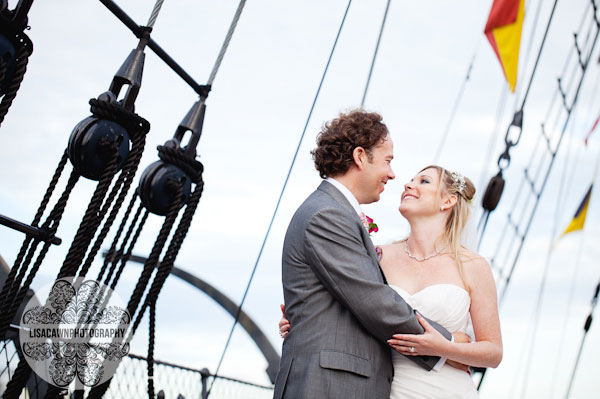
399;167;442;217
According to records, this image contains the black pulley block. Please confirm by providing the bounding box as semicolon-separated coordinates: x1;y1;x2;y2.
138;160;191;216
481;172;505;212
67;116;130;180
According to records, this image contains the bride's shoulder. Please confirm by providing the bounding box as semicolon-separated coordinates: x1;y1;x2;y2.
459;248;494;283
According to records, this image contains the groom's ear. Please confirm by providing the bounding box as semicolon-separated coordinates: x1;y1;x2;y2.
352;146;367;169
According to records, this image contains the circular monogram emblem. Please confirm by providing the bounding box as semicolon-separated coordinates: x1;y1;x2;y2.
19;277;131;388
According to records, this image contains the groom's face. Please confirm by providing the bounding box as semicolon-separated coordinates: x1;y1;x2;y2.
359;134;395;204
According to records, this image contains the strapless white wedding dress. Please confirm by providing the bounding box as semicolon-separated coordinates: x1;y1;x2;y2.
389;284;479;399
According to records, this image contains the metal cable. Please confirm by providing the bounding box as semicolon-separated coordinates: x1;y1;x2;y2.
207;0;247;87
518;0;560;109
360;0;391;107
207;1;354;395
432;49;478;163
146;0;165;28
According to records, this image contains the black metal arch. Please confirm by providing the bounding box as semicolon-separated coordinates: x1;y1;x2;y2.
124;254;280;384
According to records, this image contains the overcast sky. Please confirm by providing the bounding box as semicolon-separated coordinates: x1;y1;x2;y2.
1;0;599;398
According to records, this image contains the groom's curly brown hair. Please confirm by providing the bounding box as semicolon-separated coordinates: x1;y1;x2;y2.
311;109;389;179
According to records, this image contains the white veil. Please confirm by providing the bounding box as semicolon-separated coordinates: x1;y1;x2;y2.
460;202;479;252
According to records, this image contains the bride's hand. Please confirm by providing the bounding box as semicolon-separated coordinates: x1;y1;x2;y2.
279;304;290;339
387;313;450;357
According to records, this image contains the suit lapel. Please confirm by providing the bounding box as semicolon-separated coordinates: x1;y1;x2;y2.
317;181;388;284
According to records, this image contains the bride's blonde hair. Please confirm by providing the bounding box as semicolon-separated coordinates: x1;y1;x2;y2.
421;165;476;292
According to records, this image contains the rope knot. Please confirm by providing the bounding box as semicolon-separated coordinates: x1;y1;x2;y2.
157;145;204;184
89;97;150;140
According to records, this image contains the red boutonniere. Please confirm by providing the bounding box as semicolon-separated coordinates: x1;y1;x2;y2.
360;213;379;235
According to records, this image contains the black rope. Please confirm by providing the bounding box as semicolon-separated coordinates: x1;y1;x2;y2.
78;130;147;278
157;145;203;183
87;183;187;399
97;192;140;284
208;0;353;395
360;0;391;107
0;150;69;320
0;170;80;339
1;357;32;399
147;298;156;399
58;146;121;278
57;97;150;279
124;182;183;324
0;34;31;127
109;208;149;290
0;169;80;399
129;182;204;337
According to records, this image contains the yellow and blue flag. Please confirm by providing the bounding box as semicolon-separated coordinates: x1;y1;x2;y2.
561;185;593;237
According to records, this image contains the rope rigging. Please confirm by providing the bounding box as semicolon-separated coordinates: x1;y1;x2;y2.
207;1;353;395
0;0;248;393
516;67;597;399
547;67;600;392
0;1;175;396
565;268;600;397
478;0;563;246
0;0;34;127
0;0;598;397
84;2;245;398
476;0;600;391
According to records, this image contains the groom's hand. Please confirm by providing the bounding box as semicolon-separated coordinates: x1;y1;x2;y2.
447;332;471;373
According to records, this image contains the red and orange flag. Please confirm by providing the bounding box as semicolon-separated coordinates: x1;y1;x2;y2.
484;0;525;92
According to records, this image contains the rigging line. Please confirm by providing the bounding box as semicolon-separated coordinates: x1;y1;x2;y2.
517;86;583;399
512;0;546;111
518;0;560;110
360;0;391;107
498;17;600;306
207;0;247;88
476;82;509;195
146;0;165;28
564;288;598;398
432;48;478;163
207;1;354;395
564;149;600;398
550;72;600;394
551;235;586;396
495;1;600;301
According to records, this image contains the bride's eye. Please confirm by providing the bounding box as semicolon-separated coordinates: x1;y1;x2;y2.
421;178;430;184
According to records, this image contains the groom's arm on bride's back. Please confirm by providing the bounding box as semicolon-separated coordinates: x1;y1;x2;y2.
304;208;452;352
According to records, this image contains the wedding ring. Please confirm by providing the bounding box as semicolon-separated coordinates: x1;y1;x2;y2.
409;346;415;353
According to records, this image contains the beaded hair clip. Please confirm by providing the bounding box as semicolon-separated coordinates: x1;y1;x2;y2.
450;171;466;194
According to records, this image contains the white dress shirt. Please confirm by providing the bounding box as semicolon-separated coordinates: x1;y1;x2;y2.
324;177;447;371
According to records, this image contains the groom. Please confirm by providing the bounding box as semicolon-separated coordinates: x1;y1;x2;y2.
274;110;453;399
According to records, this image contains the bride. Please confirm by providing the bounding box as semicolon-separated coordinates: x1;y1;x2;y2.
279;165;502;398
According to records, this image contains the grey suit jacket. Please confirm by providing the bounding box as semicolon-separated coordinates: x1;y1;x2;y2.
273;181;452;399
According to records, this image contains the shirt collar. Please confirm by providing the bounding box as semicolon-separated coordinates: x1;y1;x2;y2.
325;177;363;216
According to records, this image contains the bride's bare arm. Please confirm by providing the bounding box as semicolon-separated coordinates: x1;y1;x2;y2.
388;256;503;369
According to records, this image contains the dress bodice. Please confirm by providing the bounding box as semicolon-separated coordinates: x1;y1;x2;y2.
388;284;478;399
389;284;470;334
